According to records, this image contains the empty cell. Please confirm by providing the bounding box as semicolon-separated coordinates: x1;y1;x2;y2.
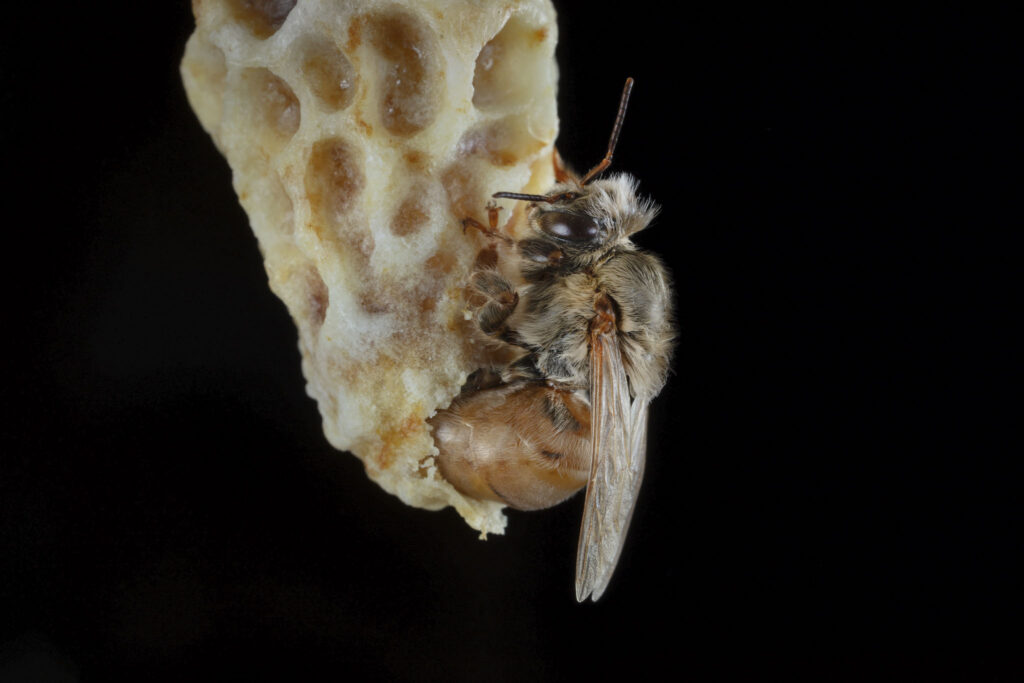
457;116;546;167
473;15;550;111
226;0;296;39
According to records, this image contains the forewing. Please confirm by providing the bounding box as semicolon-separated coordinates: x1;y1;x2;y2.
575;328;649;602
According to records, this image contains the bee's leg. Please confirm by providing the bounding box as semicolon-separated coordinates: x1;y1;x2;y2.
463;367;504;392
470;270;519;336
479;300;518;336
462;202;513;244
472;243;499;270
501;355;544;383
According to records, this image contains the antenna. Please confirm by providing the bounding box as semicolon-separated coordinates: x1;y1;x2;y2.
579;77;634;186
491;78;636;203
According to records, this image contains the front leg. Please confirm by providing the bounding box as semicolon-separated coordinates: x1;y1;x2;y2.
470;270;519;336
461;202;528;351
462;202;513;245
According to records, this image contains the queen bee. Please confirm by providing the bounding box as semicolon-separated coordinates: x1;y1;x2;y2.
431;79;675;601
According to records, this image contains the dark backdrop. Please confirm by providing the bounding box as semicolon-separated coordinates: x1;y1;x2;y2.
2;2;1016;681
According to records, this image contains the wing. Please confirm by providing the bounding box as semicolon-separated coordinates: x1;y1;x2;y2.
575;317;650;602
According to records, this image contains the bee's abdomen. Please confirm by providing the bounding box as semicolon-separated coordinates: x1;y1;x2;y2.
429;381;591;510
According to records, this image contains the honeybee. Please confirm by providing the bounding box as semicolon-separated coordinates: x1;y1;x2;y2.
430;79;674;601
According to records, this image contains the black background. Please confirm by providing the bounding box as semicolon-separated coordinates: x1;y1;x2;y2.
1;2;1017;681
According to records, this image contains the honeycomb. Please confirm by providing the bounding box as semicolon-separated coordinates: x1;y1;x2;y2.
181;0;559;535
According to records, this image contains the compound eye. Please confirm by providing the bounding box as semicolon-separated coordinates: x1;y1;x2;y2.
538;211;600;242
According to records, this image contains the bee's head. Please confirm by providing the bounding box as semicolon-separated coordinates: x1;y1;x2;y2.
525;174;659;248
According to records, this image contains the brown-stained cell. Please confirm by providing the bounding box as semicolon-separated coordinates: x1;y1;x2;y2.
390;190;430;237
305;264;329;329
367;10;439;136
425;249;456;275
358;290;392;315
354;113;373;138
376;412;424;470
403;149;426;170
457;116;545;167
226;0;297;39
327;351;363;387
473;15;548;111
238;68;300;153
441;161;483;222
299;37;357;112
305;137;365;228
345;14;364;53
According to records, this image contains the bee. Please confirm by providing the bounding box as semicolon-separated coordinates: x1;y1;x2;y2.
430;78;674;601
